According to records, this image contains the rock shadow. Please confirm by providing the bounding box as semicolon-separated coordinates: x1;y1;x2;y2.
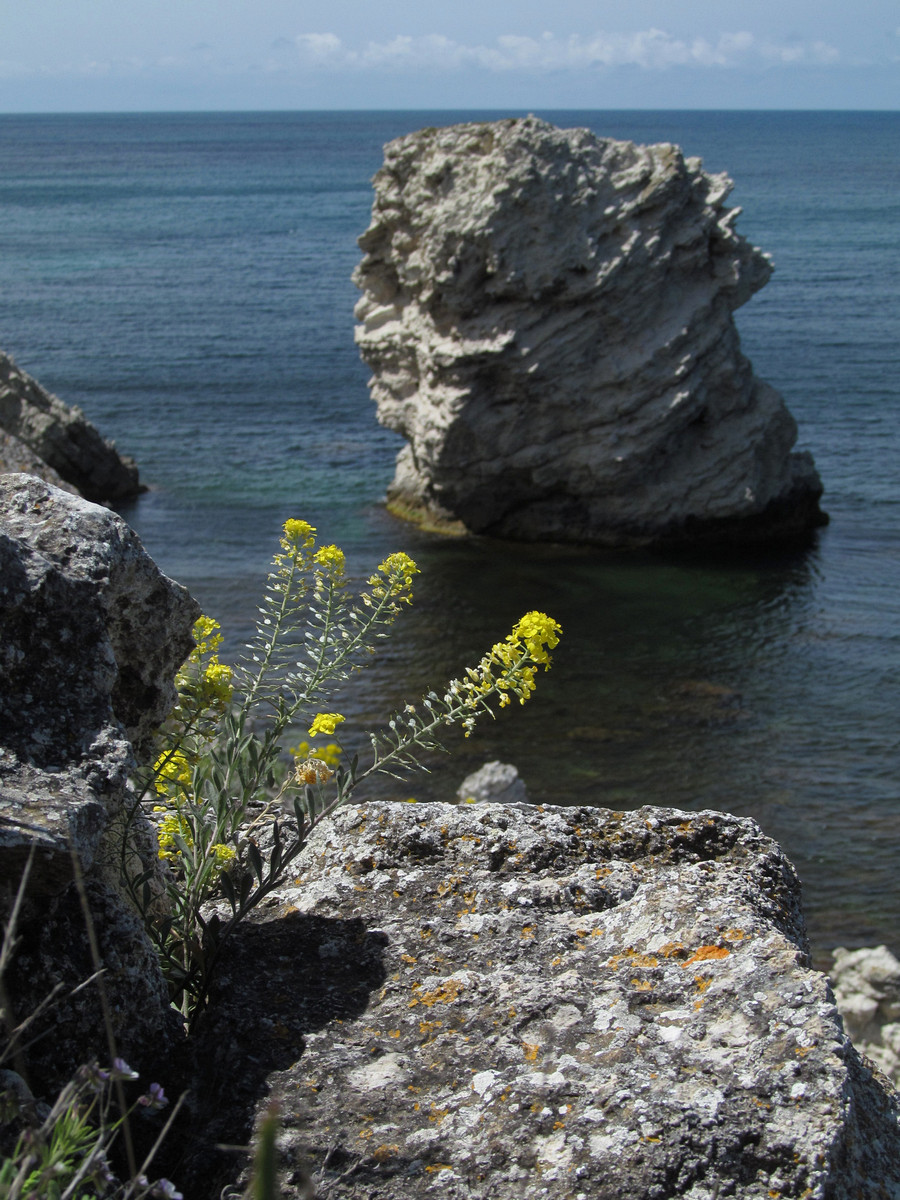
170;910;388;1199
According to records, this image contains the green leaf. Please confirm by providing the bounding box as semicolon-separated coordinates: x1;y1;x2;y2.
247;841;264;883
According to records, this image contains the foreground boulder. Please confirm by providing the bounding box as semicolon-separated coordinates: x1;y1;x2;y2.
0;476;198;1090
354;117;825;548
0;350;140;501
194;802;900;1200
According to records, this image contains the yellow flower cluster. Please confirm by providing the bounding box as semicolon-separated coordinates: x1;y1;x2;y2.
211;842;237;868
440;610;563;735
153;749;192;797
154;807;193;860
366;551;419;606
175;616;233;713
510;611;562;668
153;805;234;870
282;519;316;548
314;544;346;578
308;712;345;738
192;614;223;657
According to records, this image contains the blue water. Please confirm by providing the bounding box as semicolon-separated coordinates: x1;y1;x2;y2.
0;110;898;965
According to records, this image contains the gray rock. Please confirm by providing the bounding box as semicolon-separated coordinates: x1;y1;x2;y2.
0;476;198;1092
207;802;900;1199
457;760;528;804
831;945;900;1085
0;431;79;494
0;350;140;501
354;117;826;548
0;475;197;762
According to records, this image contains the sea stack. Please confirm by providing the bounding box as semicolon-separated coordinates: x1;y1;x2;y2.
354;117;825;548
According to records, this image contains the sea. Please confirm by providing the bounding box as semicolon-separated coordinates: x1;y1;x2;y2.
0;110;897;967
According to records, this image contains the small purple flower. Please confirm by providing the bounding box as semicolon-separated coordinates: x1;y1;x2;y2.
150;1180;183;1199
76;1062;110;1090
109;1058;139;1081
138;1082;169;1112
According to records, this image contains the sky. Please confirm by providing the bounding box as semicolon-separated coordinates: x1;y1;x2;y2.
0;0;897;112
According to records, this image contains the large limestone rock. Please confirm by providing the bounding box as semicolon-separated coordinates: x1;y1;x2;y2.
191;802;900;1199
354;118;825;548
0;350;140;502
831;945;900;1086
0;476;198;1091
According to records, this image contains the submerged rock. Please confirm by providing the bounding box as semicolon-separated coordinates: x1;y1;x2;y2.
196;801;900;1200
354;117;826;548
0;350;141;502
457;759;528;804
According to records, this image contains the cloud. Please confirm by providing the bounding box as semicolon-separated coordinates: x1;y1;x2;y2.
294;29;841;72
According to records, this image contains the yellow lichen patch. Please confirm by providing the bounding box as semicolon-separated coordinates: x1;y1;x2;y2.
550;956;564;967
682;945;730;967
694;976;712;993
425;1164;453;1174
400;953;418;964
553;1120;566;1130
358;1128;374;1140
388;1030;401;1038
795;1046;812;1057
428;1105;448;1125
419;1019;444;1038
420;928;433;939
411;978;465;1008
521;925;535;940
722;928;748;942
372;1145;399;1163
509;1006;517;1018
607;950;659;971
631;978;653;992
658;942;686;958
523;1042;540;1062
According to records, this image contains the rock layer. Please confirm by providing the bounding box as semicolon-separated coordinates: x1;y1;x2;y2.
354;117;825;548
0;350;140;501
196;802;900;1200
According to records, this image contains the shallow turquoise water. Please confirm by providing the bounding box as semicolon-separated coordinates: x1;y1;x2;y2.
0;110;898;962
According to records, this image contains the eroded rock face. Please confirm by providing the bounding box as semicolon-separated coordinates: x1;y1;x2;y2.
0;350;140;501
197;802;900;1200
0;476;198;1090
354;117;825;548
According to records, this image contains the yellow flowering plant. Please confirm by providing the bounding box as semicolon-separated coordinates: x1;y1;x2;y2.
128;519;560;1026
